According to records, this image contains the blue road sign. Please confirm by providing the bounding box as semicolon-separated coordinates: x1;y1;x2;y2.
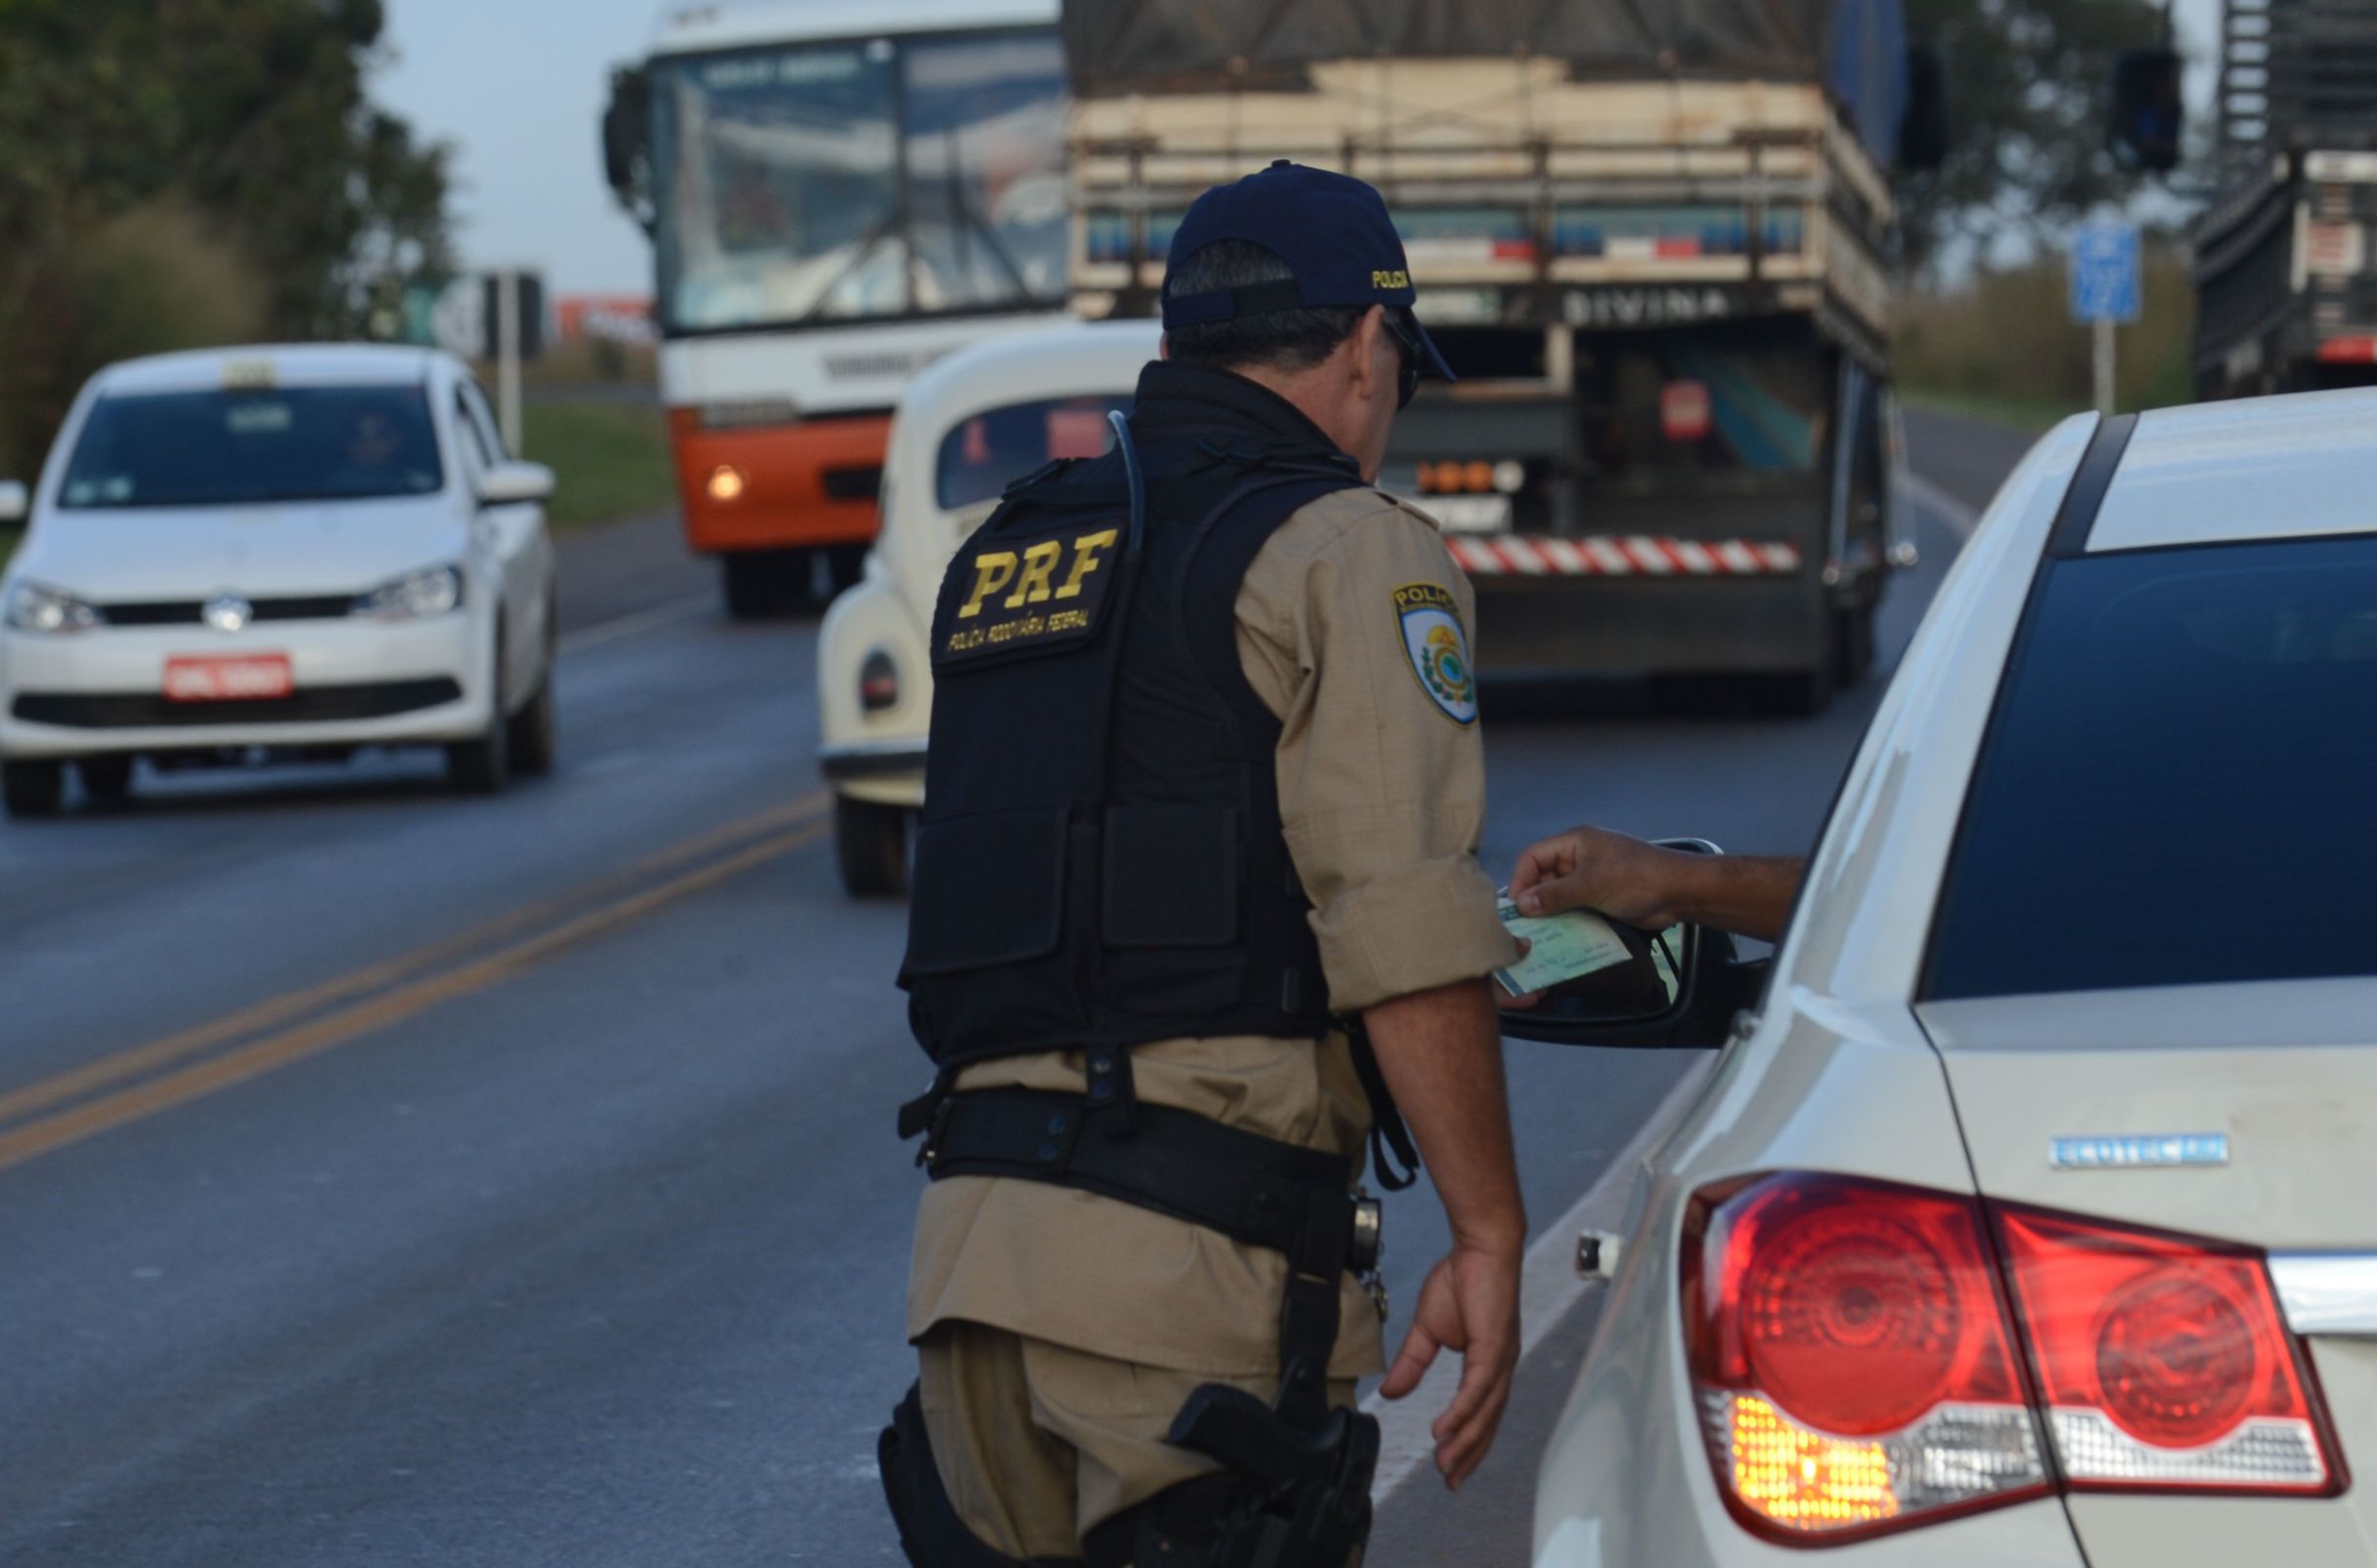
2070;222;2143;325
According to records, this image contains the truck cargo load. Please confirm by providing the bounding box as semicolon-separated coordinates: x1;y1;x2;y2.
1064;0;1920;708
2197;0;2377;398
1065;0;1909;164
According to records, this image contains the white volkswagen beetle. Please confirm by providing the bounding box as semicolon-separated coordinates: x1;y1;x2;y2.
0;345;558;815
817;319;1159;895
1519;392;2377;1566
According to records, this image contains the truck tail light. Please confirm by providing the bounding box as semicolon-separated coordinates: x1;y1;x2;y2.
1995;1208;2344;1495
1683;1175;2047;1544
1683;1175;2346;1548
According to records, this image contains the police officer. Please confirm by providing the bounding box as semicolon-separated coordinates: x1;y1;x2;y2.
880;163;1527;1568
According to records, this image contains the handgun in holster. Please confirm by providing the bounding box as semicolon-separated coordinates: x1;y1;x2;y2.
1164;1381;1380;1568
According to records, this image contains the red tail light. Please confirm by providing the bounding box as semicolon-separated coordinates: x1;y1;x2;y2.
1996;1207;2344;1495
1683;1175;2048;1544
1684;1174;2346;1547
859;650;899;712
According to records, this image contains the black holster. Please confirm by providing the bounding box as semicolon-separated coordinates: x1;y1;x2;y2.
1080;1384;1379;1568
881;1383;1083;1568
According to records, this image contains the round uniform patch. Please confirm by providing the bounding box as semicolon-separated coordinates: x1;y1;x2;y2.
1393;581;1477;725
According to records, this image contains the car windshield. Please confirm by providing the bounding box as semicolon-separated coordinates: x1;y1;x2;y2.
1925;532;2377;1001
650;28;1067;333
935;394;1130;511
59;385;445;510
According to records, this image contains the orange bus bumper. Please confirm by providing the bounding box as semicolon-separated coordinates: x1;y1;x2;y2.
669;409;891;555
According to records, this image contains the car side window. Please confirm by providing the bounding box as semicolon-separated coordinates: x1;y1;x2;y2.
459;381;509;463
452;389;496;476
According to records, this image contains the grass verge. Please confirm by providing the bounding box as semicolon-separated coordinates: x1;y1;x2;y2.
520;400;678;529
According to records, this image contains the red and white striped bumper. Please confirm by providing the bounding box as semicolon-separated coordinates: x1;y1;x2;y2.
1446;535;1804;577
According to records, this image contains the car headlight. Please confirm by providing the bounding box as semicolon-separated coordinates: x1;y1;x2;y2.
4;579;101;634
355;565;464;620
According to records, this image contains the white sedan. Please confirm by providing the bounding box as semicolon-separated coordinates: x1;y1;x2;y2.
817;319;1158;895
0;345;559;815
1518;391;2377;1565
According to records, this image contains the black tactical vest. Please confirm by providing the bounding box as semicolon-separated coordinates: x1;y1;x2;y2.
899;413;1366;1070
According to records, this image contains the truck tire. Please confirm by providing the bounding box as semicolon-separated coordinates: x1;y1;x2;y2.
2;759;64;818
722;552;786;620
1831;602;1879;690
1763;662;1835;717
76;755;134;805
835;795;910;898
823;543;869;604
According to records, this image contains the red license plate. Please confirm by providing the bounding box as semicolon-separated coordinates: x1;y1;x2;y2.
164;655;295;702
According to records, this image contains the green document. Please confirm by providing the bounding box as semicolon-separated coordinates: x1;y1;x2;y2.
1493;898;1633;997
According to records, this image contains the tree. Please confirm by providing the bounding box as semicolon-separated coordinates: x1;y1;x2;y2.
0;0;453;471
1899;0;2172;267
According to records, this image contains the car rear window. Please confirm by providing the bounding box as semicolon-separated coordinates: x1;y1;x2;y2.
60;385;444;509
1926;533;2377;1000
934;395;1128;511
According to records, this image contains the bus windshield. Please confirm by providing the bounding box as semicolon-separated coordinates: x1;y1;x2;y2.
651;28;1067;334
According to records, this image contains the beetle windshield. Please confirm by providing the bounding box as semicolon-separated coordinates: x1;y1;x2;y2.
935;395;1131;511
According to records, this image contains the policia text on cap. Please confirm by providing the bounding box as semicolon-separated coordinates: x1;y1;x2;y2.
878;163;1526;1568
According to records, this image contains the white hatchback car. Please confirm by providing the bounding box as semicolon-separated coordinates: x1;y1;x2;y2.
0;345;559;815
1517;392;2377;1566
817;319;1159;895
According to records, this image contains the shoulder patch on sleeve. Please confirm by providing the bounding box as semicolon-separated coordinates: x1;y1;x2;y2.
1392;581;1477;725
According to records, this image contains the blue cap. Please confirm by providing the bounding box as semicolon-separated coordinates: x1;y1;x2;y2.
1162;161;1456;383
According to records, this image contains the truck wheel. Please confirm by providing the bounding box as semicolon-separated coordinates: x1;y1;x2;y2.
825;544;869;596
2;759;65;818
76;755;134;805
724;551;817;619
835;795;911;898
1763;662;1835;717
1831;603;1879;690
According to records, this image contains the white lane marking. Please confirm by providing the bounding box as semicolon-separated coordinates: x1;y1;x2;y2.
1366;1054;1719;1502
1896;468;1983;541
557;592;716;657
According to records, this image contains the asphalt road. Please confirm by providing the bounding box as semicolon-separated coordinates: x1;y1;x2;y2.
0;409;2030;1566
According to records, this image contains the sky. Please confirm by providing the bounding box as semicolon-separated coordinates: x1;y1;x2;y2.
377;0;662;297
376;0;2232;298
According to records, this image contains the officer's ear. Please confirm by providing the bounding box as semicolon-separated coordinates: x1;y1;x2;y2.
1159;332;1171;362
1348;306;1390;403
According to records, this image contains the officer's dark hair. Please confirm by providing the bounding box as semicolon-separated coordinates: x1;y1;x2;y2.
1164;241;1366;374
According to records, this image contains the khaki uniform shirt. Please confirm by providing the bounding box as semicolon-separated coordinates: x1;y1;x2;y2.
907;486;1520;1378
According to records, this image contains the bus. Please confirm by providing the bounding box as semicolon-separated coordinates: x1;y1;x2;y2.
605;0;1069;616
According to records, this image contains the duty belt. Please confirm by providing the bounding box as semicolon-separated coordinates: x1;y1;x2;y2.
914;1070;1380;1427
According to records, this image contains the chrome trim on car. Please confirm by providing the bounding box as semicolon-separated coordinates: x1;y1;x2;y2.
2269;1253;2377;1337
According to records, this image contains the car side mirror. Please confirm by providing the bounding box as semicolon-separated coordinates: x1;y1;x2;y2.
1496;840;1768;1051
478;461;556;509
0;480;26;525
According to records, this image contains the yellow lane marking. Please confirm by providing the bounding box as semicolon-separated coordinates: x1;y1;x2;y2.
0;790;830;1133
0;817;832;1174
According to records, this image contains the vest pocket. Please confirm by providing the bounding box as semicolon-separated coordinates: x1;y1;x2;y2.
1101;805;1241;949
904;808;1070;974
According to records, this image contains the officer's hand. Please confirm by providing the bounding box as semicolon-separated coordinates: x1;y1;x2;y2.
1509;824;1685;928
1377;1244;1521;1490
